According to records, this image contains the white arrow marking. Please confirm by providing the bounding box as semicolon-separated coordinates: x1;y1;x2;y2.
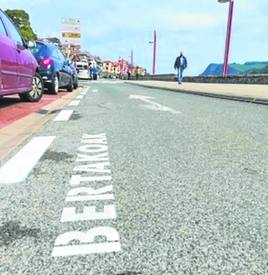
129;95;180;114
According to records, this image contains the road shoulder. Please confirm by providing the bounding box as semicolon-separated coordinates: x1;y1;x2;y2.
0;88;83;163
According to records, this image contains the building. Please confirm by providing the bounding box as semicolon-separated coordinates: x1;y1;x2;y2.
101;60;117;77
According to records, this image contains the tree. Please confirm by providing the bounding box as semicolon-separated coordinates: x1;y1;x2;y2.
5;9;37;41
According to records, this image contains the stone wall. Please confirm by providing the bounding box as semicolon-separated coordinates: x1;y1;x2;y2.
133;74;268;85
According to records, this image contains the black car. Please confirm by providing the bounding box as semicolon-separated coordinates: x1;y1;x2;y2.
31;41;74;94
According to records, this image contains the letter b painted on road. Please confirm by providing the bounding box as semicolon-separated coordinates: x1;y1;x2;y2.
52;227;121;257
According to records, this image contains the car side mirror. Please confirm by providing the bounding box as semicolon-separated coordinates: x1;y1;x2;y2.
24;40;36;49
66;59;72;66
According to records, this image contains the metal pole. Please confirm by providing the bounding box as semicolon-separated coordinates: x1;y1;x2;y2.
223;0;234;77
131;50;134;67
152;30;157;75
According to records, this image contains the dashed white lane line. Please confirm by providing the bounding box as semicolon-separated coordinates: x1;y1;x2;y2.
69;100;80;107
92;89;98;93
76;95;84;99
81;89;88;95
0;136;55;185
54;110;74;121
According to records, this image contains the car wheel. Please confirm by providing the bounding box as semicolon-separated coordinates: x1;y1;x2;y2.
49;74;59;94
73;78;78;89
67;78;73;92
19;73;44;102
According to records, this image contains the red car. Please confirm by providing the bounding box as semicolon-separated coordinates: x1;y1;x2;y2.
0;9;43;102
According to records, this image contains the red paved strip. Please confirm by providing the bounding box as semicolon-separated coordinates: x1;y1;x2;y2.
0;92;68;129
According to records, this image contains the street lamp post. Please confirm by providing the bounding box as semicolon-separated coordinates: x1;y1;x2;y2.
218;0;234;77
149;30;157;75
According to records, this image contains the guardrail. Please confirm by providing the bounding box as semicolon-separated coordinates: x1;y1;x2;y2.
132;74;268;85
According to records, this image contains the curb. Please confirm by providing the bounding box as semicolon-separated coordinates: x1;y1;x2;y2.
126;82;268;106
0;87;84;163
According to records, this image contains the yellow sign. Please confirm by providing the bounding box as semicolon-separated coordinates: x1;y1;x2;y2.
62;32;81;39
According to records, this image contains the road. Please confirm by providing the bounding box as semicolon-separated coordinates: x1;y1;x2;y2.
1;81;268;274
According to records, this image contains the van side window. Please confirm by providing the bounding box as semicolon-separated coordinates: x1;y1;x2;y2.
0;17;7;36
0;10;23;45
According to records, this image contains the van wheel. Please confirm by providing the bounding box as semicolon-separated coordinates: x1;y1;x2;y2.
19;73;43;102
49;75;59;94
67;78;73;92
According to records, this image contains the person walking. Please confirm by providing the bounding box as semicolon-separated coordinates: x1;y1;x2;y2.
174;52;187;84
127;70;131;80
135;66;140;80
89;63;93;80
92;65;98;80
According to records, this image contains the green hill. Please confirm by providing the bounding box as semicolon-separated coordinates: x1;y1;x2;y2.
201;61;268;76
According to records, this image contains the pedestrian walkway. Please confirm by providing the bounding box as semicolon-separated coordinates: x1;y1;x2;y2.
127;81;268;104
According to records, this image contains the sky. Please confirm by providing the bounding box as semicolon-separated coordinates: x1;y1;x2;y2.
1;0;268;75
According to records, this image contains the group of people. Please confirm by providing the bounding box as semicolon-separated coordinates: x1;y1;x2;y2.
127;66;141;80
75;52;188;83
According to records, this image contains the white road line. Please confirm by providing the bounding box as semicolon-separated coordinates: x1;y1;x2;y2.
54;110;74;121
69;100;80;106
129;94;181;114
0;136;55;185
92;89;98;93
76;95;84;99
82;87;90;94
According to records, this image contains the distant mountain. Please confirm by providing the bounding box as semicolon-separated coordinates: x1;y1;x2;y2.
200;61;268;76
249;64;268;74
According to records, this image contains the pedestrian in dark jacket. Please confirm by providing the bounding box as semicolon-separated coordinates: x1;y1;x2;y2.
174;52;187;84
127;70;131;80
92;66;98;80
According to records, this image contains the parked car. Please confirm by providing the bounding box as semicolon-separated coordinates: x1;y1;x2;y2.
76;61;91;80
30;41;74;94
0;9;43;102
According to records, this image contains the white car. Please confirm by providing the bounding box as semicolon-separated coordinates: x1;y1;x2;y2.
76;61;91;79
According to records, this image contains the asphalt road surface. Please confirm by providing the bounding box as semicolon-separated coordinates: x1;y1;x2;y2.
1;81;268;274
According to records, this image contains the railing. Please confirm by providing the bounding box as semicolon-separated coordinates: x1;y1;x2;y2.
130;74;268;85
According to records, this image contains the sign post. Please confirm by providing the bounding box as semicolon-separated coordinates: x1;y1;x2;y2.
61;18;81;57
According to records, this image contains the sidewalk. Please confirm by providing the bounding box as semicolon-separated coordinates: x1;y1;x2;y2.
127;81;268;104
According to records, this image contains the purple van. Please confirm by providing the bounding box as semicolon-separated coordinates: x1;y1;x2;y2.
0;9;43;102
